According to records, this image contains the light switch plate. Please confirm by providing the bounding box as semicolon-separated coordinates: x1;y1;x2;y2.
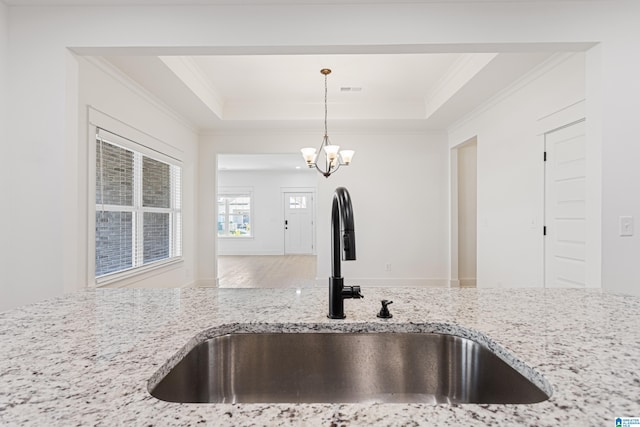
620;216;634;237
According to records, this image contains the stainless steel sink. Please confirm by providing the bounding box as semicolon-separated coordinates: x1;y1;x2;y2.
149;332;550;404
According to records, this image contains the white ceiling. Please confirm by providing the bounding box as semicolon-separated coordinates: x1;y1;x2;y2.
192;54;461;104
102;51;557;133
3;0;599;6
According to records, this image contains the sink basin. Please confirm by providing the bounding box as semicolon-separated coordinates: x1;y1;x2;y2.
149;332;549;404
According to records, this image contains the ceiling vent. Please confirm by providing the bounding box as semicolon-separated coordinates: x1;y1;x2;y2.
340;87;362;92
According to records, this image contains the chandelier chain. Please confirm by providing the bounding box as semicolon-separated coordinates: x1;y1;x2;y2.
324;72;328;137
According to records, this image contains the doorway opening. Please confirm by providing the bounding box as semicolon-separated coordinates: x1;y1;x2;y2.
451;137;478;288
216;154;318;288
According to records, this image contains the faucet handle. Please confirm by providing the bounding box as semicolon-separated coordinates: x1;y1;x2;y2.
377;300;393;319
352;286;363;299
342;285;363;299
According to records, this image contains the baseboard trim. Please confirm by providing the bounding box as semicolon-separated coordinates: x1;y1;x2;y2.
218;251;285;256
315;278;449;288
194;278;218;288
460;278;477;288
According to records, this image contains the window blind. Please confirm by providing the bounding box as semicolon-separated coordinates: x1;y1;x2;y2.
95;128;182;280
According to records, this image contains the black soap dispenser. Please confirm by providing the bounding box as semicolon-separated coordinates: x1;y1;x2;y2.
377;300;393;319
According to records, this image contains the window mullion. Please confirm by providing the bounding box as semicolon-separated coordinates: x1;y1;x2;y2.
142;207;172;214
134;152;144;268
225;199;230;235
94;204;136;212
170;165;176;257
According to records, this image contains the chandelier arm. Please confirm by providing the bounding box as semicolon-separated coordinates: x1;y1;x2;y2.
331;161;342;174
316;134;330;174
315;162;329;177
315;134;327;173
313;152;342;177
324;154;334;175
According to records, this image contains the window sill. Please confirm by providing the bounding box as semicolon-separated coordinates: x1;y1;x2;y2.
95;257;184;288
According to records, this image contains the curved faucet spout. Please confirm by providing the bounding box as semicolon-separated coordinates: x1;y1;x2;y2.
329;187;362;319
332;187;356;272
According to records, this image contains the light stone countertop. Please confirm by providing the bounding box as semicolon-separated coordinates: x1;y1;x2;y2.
0;287;639;426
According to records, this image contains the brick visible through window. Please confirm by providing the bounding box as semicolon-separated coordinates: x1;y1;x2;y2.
95;128;182;279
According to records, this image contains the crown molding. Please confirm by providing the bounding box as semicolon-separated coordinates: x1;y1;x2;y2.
424;52;498;120
82;55;197;133
159;56;225;119
199;127;447;138
447;52;580;133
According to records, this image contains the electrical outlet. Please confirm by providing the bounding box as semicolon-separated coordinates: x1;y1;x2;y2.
620;216;634;237
385;263;392;272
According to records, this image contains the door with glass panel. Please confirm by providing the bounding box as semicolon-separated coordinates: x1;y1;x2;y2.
284;192;314;254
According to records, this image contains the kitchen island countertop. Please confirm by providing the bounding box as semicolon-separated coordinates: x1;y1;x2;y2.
1;287;639;426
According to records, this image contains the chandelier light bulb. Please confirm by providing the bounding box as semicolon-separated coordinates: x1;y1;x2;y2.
300;147;317;166
340;150;355;165
323;145;340;161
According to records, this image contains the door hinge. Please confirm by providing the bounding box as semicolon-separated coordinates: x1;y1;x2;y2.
543;226;547;236
544;151;547;162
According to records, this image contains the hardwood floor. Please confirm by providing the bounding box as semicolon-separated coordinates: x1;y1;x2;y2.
217;255;318;288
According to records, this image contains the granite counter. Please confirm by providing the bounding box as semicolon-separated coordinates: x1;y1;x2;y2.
1;287;638;426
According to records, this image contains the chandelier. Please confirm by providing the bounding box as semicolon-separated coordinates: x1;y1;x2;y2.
301;69;355;178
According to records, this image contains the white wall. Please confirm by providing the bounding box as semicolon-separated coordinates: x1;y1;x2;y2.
201;131;450;287
74;57;199;290
217;169;317;256
315;132;450;287
449;53;587;288
6;6;72;310
599;32;640;296
457;140;477;286
0;2;6;155
0;2;8;310
3;0;640;309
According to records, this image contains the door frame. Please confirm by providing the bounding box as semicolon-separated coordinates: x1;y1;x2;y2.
538;99;600;289
450;136;478;288
281;187;317;255
543;118;586;288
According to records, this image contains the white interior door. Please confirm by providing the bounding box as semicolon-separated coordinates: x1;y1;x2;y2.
544;119;586;288
284;192;314;254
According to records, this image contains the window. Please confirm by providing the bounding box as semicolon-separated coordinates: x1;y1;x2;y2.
95;128;182;279
289;195;307;209
217;193;252;237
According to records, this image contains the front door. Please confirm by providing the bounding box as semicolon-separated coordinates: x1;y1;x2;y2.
284;192;314;254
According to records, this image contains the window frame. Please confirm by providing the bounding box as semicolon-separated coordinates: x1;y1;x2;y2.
217;189;254;239
88;110;184;287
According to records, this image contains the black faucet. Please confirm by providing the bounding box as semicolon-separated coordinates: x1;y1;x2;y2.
328;187;363;319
